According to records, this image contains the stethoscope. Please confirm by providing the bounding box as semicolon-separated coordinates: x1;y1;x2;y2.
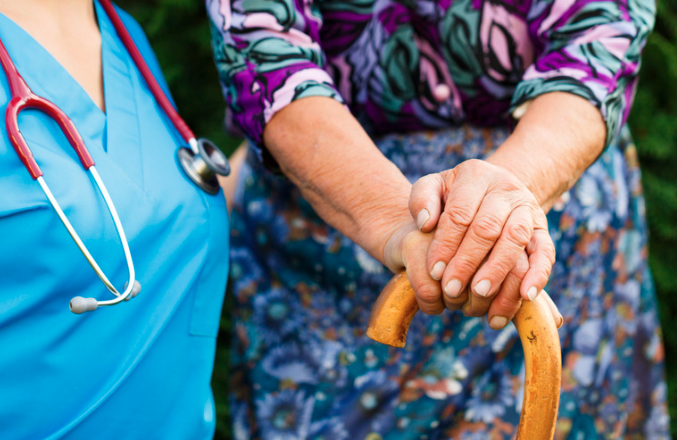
1;0;230;314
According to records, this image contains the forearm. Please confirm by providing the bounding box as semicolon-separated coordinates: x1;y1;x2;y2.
263;96;413;265
488;92;606;212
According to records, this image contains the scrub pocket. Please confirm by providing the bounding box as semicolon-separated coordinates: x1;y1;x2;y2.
0;182;49;218
0;201;48;219
0;188;49;305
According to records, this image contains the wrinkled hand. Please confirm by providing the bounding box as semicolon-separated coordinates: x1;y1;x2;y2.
462;251;562;330
382;220;561;330
408;159;556;318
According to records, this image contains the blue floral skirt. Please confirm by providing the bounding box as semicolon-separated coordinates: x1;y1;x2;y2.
226;125;670;439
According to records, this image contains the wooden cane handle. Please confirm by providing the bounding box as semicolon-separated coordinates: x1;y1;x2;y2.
366;271;561;440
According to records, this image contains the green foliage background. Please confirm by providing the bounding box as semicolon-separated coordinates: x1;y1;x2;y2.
116;0;677;437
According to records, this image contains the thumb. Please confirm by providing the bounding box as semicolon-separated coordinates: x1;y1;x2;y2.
409;173;446;233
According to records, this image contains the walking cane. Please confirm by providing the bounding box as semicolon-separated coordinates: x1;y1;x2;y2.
367;271;561;440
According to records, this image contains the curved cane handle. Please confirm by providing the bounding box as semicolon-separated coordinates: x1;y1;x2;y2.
366;271;561;440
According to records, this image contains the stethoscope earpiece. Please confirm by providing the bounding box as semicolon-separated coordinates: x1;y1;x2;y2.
177;138;230;195
70;280;142;313
124;280;142;301
70;297;98;314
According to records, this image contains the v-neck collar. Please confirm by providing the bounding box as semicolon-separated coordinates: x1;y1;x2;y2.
0;1;144;187
94;1;141;162
94;0;142;173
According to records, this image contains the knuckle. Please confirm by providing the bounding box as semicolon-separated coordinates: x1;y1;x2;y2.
504;221;532;247
495;287;522;306
459;160;480;177
413;173;438;192
444;207;475;228
439;168;456;181
534;212;550;229
471;214;503;243
416;284;441;307
538;260;554;279
510;256;529;279
545;243;557;264
525;198;541;211
465;159;486;171
534;239;557;266
487;257;515;278
492;298;521;318
451;254;477;277
419;173;438;184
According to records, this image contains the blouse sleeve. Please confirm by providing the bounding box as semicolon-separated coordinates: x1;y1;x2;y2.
206;0;343;146
511;0;656;146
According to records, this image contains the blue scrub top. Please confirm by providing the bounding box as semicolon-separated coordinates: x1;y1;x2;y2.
0;2;229;439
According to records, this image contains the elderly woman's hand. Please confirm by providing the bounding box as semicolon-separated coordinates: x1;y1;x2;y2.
393;93;607;327
381;218;561;329
407;160;555;315
261;94;600;330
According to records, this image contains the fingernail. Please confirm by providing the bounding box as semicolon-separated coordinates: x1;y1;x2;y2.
430;261;445;281
474;279;491;297
557;314;564;329
444;279;462;298
489;315;509;330
527;286;538;301
416;209;430;231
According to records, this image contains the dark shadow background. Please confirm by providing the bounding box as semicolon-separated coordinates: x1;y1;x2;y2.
115;0;677;438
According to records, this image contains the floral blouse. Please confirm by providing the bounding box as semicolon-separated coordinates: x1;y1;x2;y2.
206;0;654;146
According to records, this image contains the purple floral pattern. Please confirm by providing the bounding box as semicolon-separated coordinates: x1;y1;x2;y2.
207;0;654;146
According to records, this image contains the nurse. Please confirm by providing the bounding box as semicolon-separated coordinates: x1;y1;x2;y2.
0;1;229;439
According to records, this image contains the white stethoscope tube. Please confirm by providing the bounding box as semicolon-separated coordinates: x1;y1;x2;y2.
37;168;140;313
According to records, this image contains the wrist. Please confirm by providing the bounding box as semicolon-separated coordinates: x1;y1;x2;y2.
486;137;565;211
488;92;605;211
264;96;415;261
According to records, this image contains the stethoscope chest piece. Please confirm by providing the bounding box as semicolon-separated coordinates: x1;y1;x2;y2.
177;138;230;195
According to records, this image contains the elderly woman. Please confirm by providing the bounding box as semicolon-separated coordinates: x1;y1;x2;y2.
207;0;669;436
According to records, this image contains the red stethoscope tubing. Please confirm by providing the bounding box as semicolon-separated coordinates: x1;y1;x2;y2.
99;0;196;145
0;39;95;179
